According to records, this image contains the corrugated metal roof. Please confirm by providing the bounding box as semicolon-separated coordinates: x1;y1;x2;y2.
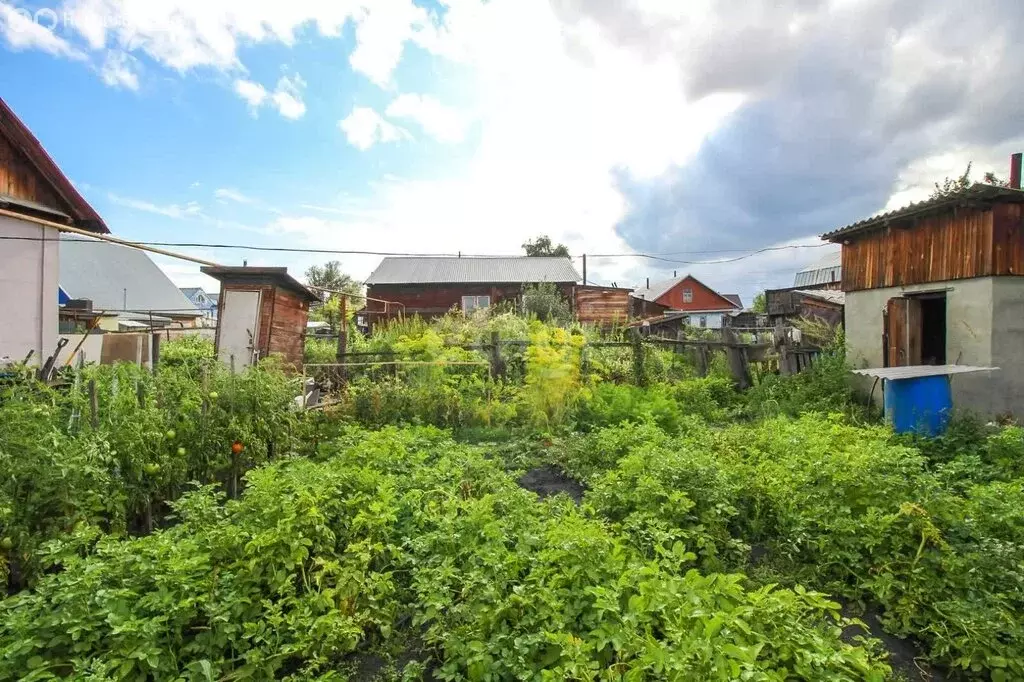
823;184;1024;242
60;237;202;316
723;294;743;309
852;365;997;380
365;257;581;285
795;289;846;305
794;250;842;287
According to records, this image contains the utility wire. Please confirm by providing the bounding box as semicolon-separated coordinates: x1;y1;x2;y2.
0;235;834;266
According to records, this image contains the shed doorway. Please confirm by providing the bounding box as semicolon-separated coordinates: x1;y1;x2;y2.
884;293;946;367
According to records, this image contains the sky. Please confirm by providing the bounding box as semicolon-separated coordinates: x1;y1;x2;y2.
1;0;1022;306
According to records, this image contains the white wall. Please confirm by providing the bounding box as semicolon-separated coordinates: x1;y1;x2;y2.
683;312;726;329
0;216;58;364
845;278;1004;415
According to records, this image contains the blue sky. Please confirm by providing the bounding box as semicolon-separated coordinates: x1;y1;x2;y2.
1;0;1022;304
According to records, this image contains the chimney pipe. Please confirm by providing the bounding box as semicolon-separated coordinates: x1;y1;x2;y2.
646;277;650;288
673;270;677;278
1011;153;1022;190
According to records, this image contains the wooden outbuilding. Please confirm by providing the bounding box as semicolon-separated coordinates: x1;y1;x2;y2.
574;285;633;326
201;266;320;371
823;155;1024;417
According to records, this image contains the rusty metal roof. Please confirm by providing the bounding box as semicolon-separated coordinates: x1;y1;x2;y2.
365;257;581;285
822;184;1024;242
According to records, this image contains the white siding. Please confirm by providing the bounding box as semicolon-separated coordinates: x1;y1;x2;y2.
0;216;58;364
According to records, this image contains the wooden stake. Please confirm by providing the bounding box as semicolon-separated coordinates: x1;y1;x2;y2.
88;379;99;429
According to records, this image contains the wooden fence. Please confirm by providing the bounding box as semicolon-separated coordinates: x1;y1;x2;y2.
306;324;822;392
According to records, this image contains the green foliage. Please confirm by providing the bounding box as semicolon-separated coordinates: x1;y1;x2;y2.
304;337;337;365
522;281;572;323
521;323;586;428
521;234;570;257
0;359;304;589
752;292;767;313
0;428;890;681
746;334;858;418
158;334;214;371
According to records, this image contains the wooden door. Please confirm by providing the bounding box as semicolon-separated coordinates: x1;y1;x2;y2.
885;297;922;367
218;290;261;370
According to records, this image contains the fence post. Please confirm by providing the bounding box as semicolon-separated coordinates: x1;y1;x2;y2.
694;343;709;377
151;333;161;372
721;327;751;389
489;331;503;380
88;379;99;429
631;329;647;386
774;319;792;376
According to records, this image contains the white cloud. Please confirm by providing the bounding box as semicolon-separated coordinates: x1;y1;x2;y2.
338;106;410;150
99;49;139;89
270;74;306;119
385;94;470;144
214;188;255;205
0;3;86;59
233;74;306;119
108;192;203;219
233;79;268;108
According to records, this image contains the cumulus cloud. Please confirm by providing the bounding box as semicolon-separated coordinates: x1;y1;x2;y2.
386;94;470;144
233;74;307;119
0;3;86;59
339;106;410;150
556;0;1024;271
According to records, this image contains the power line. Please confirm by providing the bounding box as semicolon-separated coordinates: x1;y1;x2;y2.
0;234;834;266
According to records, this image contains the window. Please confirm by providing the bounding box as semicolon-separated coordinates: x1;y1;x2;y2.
462;295;491;313
699;316;707;328
682;288;694;304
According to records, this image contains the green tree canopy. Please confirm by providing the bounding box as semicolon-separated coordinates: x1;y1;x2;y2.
522;235;571;257
931;163;1008;199
305;261;364;332
752;292;767;314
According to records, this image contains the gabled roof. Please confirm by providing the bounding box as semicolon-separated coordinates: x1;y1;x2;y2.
823;183;1024;242
60;237;201;316
365;257;581;285
0;98;108;233
630;274;742;310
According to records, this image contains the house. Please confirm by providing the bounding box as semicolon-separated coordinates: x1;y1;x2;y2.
180;287;219;324
201;266;320;371
363;256;581;325
0;97;108;363
765;287;845;328
59;237;204;329
794;251;843;289
823;155;1024;417
630;274;742;328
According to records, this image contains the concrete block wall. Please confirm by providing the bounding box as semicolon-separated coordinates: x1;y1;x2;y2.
844;277;1010;417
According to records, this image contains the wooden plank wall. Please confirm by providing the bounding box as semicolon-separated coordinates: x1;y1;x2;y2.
266;288;310;370
0;131;66;211
574;286;630;325
842;205;1024;291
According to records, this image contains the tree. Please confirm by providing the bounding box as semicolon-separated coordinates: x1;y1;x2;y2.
305;261;364;332
522;282;572;322
752;292;767;314
522;235;570;257
931;163;1007;199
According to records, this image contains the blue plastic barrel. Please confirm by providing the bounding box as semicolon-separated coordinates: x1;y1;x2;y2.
884;375;953;436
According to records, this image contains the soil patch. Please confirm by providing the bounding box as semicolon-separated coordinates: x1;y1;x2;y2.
840;603;944;681
518;466;585;503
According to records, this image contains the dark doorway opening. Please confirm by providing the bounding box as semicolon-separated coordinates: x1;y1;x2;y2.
917;294;946;365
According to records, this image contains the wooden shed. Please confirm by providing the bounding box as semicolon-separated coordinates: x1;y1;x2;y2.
822;159;1024;417
574;285;633;325
201;266;320;371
